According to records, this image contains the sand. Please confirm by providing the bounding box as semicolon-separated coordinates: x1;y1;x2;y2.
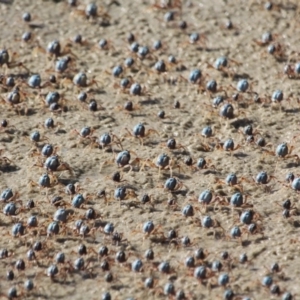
0;0;300;299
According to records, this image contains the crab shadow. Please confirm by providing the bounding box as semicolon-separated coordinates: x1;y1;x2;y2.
167;171;191;180
202;170;218;175
51;278;75;286
99;20;111;27
161;120;177;125
284;107;300;114
233;152;248;158
282;3;298;10
242;236;268;247
197;46;227;52
0;0;13;4
139;98;160;106
110;284;128;291
58;178;79;186
292;220;300;228
149;236;176;245
170;189;189;196
232;73;252;81
129;113;148;118
230;118;253;129
80;272;98;280
286;162;300;168
0;130;17;138
55;128;68;134
162;150;189;156
0;164;20;173
94;220;108;228
56;237;79;244
274;57;289;63
28;23;45;29
117;183;139;191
